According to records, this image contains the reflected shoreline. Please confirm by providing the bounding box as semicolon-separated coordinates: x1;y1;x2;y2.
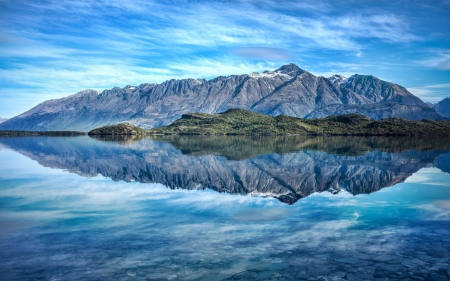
150;135;450;159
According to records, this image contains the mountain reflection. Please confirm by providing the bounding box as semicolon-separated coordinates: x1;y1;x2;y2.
1;135;449;204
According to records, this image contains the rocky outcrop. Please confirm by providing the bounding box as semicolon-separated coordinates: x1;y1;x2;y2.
0;64;445;132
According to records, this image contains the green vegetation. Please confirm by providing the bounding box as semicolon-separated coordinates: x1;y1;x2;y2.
149;109;321;135
88;123;146;135
303;114;373;135
364;118;450;135
147;109;450;136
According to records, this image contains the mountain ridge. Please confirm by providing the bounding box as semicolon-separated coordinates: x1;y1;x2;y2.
434;97;450;118
0;63;446;132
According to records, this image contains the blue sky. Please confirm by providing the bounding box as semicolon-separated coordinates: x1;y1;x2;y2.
1;0;450;118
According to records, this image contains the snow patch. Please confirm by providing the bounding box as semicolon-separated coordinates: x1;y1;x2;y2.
328;74;347;85
249;71;291;79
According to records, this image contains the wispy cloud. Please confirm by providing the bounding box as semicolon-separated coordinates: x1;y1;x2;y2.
417;49;450;70
1;0;421;56
329;14;420;43
0;62;174;90
169;58;277;79
407;83;450;102
232;47;294;60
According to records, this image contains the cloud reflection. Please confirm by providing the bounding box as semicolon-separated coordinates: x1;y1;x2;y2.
2;146;450;280
231;208;293;221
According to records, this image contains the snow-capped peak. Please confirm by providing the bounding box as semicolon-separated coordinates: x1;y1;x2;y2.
328;74;347;85
249;70;291;79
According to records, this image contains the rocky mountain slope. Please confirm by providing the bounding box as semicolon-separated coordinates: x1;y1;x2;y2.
434;97;450;118
0;64;445;131
1;136;449;204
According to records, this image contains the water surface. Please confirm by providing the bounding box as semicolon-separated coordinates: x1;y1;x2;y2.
0;136;449;281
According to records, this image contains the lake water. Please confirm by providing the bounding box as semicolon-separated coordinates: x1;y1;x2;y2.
0;135;449;281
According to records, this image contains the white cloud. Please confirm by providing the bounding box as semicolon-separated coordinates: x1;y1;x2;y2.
404;167;450;185
232;47;294;60
169;58;278;79
407;84;450;103
3;0;419;54
0;63;174;91
417;49;450;70
330;14;419;43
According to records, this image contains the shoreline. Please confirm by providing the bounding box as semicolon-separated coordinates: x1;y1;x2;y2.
0;130;87;136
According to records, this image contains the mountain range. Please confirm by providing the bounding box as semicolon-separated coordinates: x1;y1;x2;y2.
434;97;450;118
1;63;449;132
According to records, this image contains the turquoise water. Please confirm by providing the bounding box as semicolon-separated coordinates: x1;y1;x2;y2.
0;136;449;281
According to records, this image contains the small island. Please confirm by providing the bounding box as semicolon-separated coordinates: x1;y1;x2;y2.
146;108;450;136
88;123;146;136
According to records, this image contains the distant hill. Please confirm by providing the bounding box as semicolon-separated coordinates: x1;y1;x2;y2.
0;117;8;124
88;123;146;136
148;108;450;136
434;97;450;118
0;64;446;132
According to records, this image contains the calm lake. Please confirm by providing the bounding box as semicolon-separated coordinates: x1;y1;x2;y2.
0;135;449;281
